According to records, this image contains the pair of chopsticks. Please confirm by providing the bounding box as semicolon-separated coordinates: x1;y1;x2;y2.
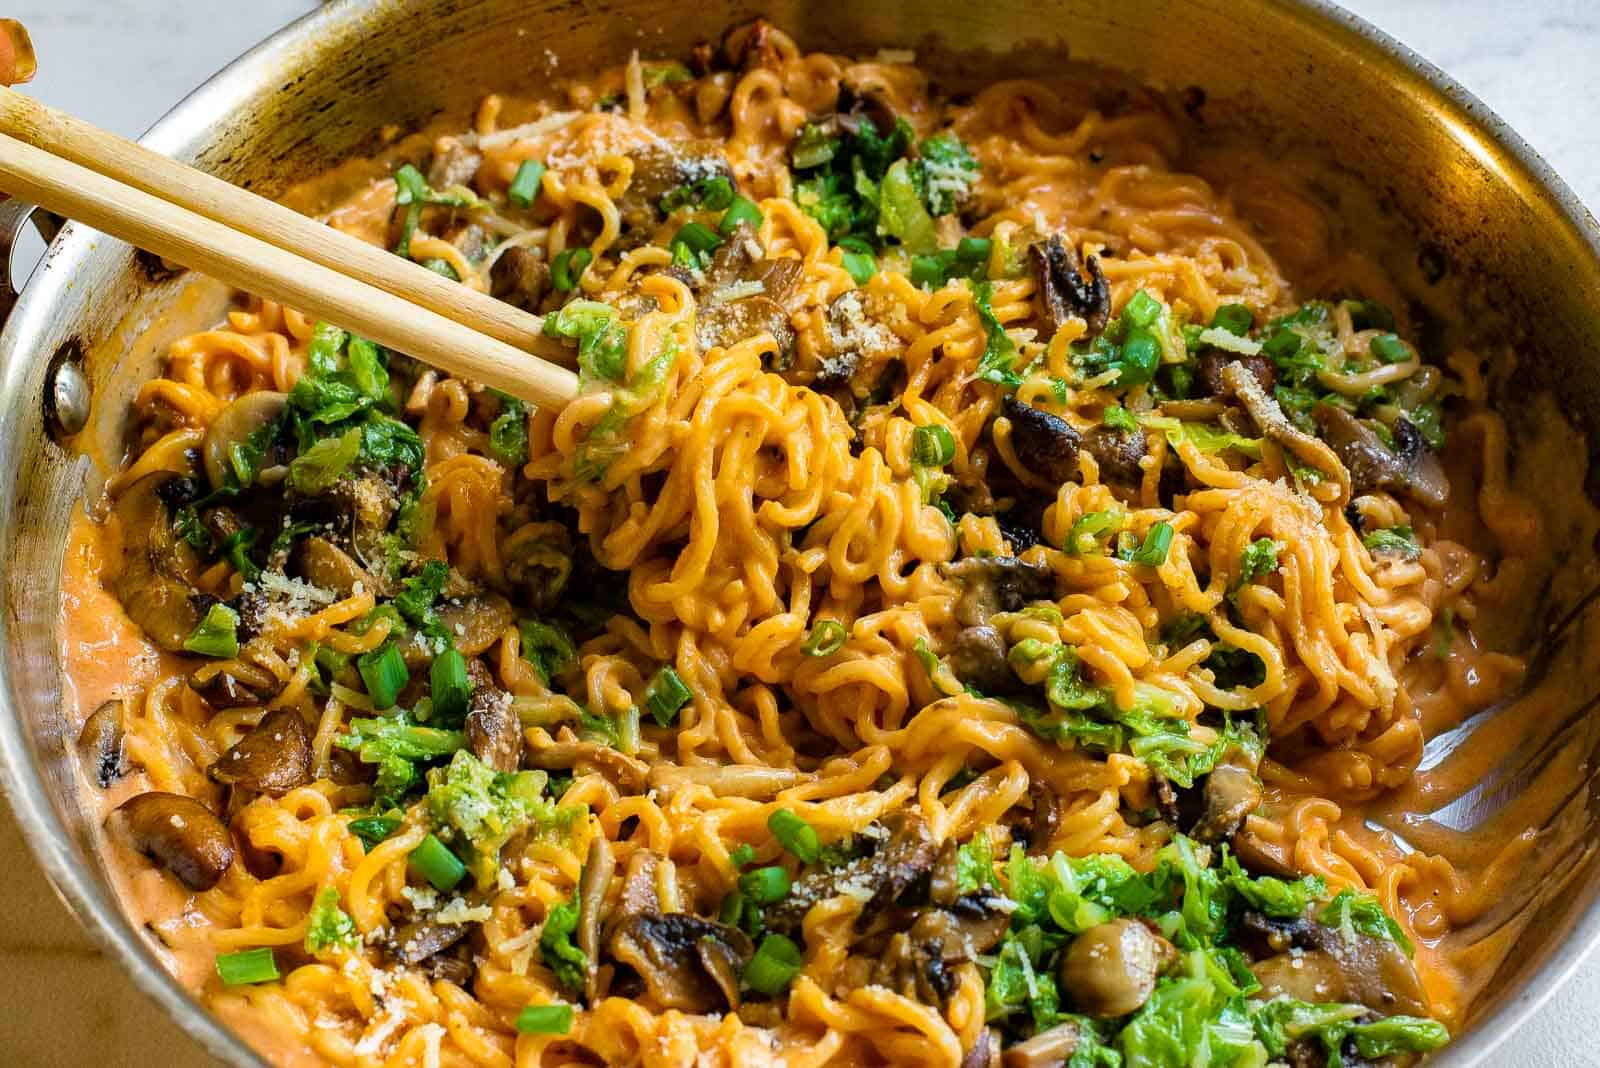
0;87;578;409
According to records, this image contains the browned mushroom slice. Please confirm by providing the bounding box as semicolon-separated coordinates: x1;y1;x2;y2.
426;136;481;190
607;912;754;1012
940;553;1056;628
693;224;804;362
1312;403;1449;508
615;140;734;237
110;473;206;653
608;849;664;942
1236;910;1429;1016
962;1029;1002;1068
208;707;313;796
1028;779;1060;855
110;792;235;891
945;625;1019;694
435;594;517;659
326;472;403;537
766;813;938;935
1002;1021;1084;1068
294;536;379;600
465;686;523;773
1029;235;1110;338
720;17;783;71
389;918;469;966
1059;918;1177;1017
1190;761;1263;843
201;391;288;492
1251;948;1353;1005
526;731;650;793
490;246;551;312
1083;426;1149;487
1196;352;1275;397
78;699;130;788
1001;397;1083;486
576;837;614;1002
189;656;284;709
1221;362;1351;493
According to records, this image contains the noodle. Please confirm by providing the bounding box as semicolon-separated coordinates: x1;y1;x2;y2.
65;20;1563;1068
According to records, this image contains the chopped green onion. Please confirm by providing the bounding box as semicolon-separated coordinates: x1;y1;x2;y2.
910;254;947;290
745;933;803;995
738;865;792;904
508;160;546;208
718;195;763;237
670;221;722;268
1122;289;1162;328
800;619;847;657
1101;406;1137;432
615;705;642;755
838;237;876;284
1370;333;1411;364
1210;303;1253;336
1130;521;1174;566
516;1003;574;1035
1115;328;1162;386
215;948;279;986
643;665;693;727
551;247;593;292
911;423;957;467
184;602;240;659
956;236;992;266
421;258;459;280
729;843;756;869
357;642;409;711
430;647;472;723
348;814;401;848
660;175;735;215
1263;329;1302;360
1065;509;1123;555
409;833;467;892
767;808;820;864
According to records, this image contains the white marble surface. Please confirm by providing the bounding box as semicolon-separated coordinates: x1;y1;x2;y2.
4;0;1597;1064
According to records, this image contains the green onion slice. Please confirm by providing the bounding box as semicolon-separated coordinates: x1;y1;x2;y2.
767;808;820;864
911;423;957;467
430;647;472;723
1130;521;1175;566
643;665;693;727
357;642;409;711
800;619;847;657
738;865;792;905
216;948;279;986
551;247;593;292
184;602;241;659
745;933;803;995
508;160;546;208
409;833;467;892
516;1002;574;1034
718;195;763;237
1122;289;1162;328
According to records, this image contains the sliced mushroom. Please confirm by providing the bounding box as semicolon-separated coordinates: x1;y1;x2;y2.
1060;918;1176;1017
326;472;402;537
465;686;523;773
1002;397;1082;486
78;699;130;788
693;223;803;362
945;625;1019;694
526;731;650;793
110;792;234;891
608;912;754;1012
490;246;551;312
208;707;312;796
1190;761;1263;843
721;17;784;72
389;918;468;966
940;553;1056;627
1083;426;1149;487
111;473;205;653
1236;910;1429;1016
1001;1021;1083;1068
577;836;614;1003
766;813;938;935
1222;362;1349;492
189;656;284;709
434;594;516;659
616;140;734;237
1312;403;1449;508
1027;779;1060;855
611;849;663;935
1251;948;1353;1005
1197;353;1275;397
1029;236;1110;338
961;1028;1001;1068
294;536;378;599
201;391;287;492
426;136;481;190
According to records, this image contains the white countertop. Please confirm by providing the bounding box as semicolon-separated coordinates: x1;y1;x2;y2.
4;0;1596;1064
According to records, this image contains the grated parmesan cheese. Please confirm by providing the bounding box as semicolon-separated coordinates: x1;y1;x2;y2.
434;897;493;925
1196;327;1263;356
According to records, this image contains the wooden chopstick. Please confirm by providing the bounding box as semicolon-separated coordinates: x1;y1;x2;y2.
0;86;575;370
0;130;579;409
